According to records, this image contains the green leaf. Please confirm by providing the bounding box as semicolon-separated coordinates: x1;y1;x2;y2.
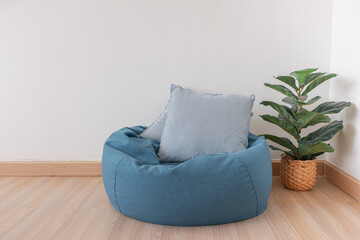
282;97;298;110
264;83;298;100
290;68;318;85
298;142;334;156
277;107;297;122
312;101;351;114
302;73;337;96
296;96;321;107
260;101;296;123
305;96;321;105
260;115;300;139
282;97;305;113
294;110;330;129
274;75;298;91
263;134;298;153
281;96;320;112
300;120;344;144
302;152;325;160
307;114;331;127
302;72;326;87
269;145;297;159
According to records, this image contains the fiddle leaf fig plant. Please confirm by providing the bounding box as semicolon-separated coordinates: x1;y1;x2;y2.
261;68;351;160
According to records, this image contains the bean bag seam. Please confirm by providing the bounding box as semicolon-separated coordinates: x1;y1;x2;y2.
240;163;259;215
114;159;123;213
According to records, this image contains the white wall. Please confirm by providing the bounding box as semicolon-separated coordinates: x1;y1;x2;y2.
329;0;360;180
0;0;333;160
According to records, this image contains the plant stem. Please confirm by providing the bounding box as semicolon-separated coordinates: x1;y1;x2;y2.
297;83;302;113
296;83;302;160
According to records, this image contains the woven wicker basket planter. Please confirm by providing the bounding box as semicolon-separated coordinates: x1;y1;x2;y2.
280;155;317;191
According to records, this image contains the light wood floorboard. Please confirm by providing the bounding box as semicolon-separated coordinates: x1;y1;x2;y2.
0;177;359;240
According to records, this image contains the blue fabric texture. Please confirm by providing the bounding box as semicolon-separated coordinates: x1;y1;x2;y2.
158;85;255;162
102;126;272;226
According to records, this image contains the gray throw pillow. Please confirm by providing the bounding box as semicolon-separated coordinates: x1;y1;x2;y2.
140;102;169;141
158;85;255;162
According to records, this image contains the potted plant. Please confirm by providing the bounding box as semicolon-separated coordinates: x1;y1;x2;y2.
261;68;351;191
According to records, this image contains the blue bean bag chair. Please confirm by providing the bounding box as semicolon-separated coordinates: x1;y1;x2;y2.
102;126;272;226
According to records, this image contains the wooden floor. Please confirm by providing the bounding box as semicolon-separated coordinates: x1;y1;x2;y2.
0;177;360;240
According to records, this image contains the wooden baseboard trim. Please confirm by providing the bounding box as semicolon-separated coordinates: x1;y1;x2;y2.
0;160;324;177
272;159;324;177
324;161;360;202
2;160;358;202
0;161;102;177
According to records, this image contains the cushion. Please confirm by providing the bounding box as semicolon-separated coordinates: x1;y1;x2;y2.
102;126;272;226
141;85;254;141
158;85;255;162
140;101;169;141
